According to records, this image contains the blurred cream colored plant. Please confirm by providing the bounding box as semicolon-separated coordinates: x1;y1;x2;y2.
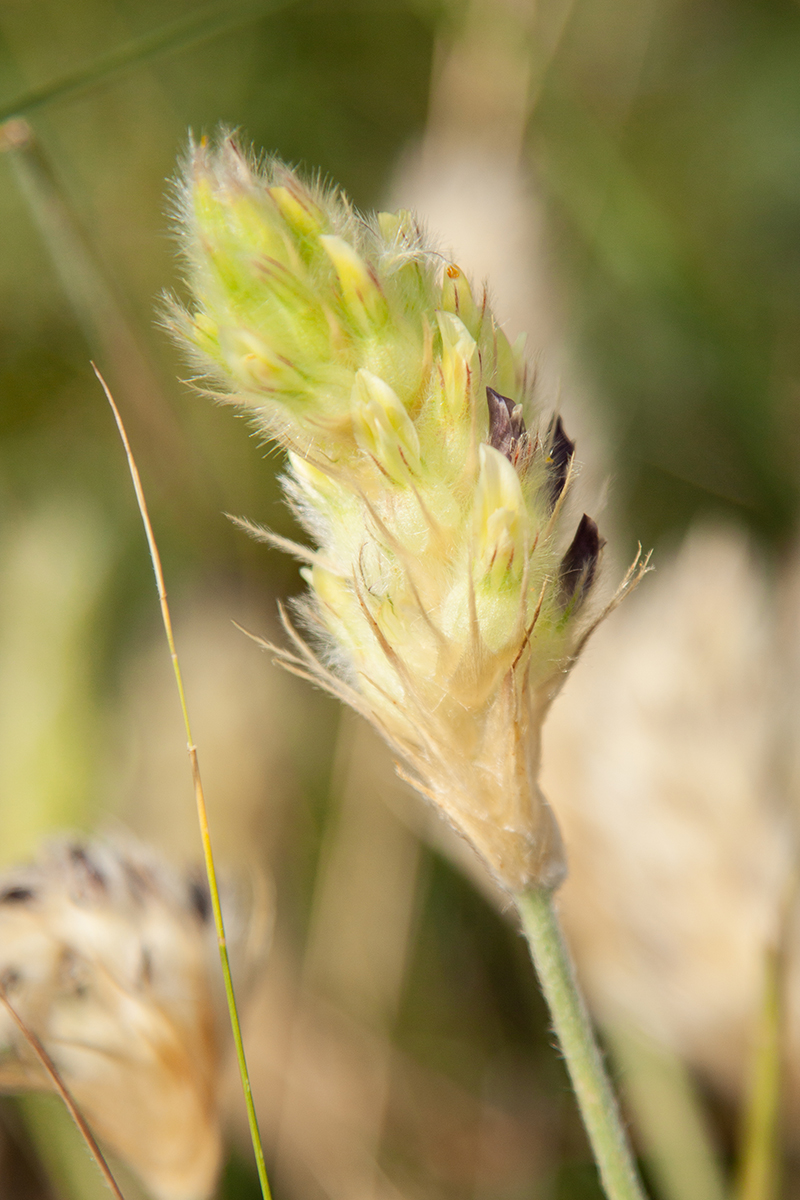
170;135;644;895
542;524;796;1100
0;837;223;1200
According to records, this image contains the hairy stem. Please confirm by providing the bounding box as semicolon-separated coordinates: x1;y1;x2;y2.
516;888;647;1200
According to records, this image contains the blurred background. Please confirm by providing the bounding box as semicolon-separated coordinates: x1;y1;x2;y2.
2;0;800;1197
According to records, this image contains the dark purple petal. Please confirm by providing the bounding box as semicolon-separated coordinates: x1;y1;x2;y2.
486;387;527;462
546;415;575;510
559;514;604;609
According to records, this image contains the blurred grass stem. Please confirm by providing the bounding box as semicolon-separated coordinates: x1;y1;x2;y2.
98;369;273;1200
516;889;647;1200
737;944;783;1200
0;0;296;126
605;1022;727;1200
0;117;204;508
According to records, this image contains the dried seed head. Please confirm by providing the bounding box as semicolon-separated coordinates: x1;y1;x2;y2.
171;134;647;892
0;838;223;1200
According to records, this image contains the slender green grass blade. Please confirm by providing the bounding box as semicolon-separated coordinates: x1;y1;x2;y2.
100;373;273;1200
605;1021;728;1200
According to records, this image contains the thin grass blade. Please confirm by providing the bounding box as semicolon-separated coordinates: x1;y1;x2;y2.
605;1021;728;1200
0;0;297;125
97;368;273;1200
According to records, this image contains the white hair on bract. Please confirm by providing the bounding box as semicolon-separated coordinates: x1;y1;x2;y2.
0;837;223;1200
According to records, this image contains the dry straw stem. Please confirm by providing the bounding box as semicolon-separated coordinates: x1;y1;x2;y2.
0;988;125;1200
96;367;272;1200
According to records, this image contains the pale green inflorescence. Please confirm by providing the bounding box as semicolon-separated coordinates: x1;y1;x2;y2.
172;136;638;892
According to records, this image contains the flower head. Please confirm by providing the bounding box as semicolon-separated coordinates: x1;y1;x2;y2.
0;838;223;1200
171;135;646;892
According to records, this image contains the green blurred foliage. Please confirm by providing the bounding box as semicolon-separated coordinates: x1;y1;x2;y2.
532;0;800;550
0;0;437;822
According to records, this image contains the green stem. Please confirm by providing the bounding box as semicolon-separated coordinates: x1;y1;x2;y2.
516;888;647;1200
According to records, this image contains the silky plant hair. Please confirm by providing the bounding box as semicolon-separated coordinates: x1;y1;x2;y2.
0;837;223;1200
170;134;647;893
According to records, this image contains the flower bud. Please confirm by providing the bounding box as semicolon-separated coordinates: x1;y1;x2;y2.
441;262;482;337
436;310;478;418
268;182;324;238
319;234;388;331
474;444;527;588
376;208;418;245
352;369;420;483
